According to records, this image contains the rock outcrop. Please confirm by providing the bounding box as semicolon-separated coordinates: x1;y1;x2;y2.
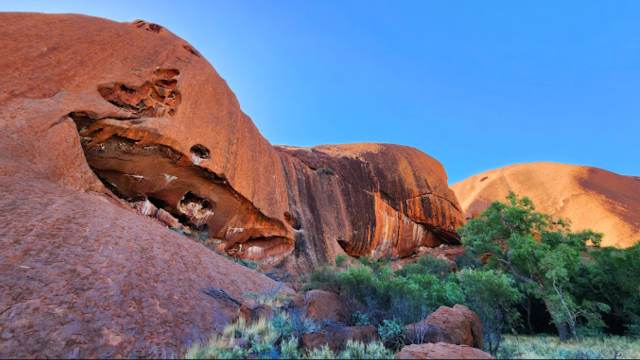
451;163;640;248
394;343;495;359
1;12;464;275
405;305;483;349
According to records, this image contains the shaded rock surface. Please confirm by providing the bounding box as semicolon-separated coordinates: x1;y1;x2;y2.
451;162;640;248
394;343;495;359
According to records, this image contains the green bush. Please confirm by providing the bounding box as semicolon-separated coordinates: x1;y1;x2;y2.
335;254;348;267
455;250;482;270
378;319;406;351
309;255;465;326
316;168;335;175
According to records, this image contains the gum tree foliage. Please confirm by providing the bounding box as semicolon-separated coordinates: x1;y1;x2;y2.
456;269;522;355
575;242;640;335
459;192;609;343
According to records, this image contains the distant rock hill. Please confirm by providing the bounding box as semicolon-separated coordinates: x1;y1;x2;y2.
0;12;463;357
451;163;640;248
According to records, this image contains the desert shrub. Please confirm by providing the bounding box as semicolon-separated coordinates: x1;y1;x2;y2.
316;168;335;175
335;254;348;267
351;311;371;326
395;255;451;279
270;312;296;339
309;254;466;326
309;265;341;293
497;335;640;359
455;250;482;270
378;319;406;351
280;336;300;359
306;344;336;359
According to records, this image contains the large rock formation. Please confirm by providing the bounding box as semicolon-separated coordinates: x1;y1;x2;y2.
451;163;640;248
1;12;463;274
0;12;463;358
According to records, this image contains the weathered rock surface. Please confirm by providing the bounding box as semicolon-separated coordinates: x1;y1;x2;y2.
451;163;640;247
0;160;294;358
298;290;352;324
302;325;380;352
394;343;495;359
277;144;464;270
405;305;483;349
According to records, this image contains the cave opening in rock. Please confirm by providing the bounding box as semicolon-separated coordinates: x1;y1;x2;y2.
190;144;210;160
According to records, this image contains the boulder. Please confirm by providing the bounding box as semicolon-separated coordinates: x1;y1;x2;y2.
451;163;640;248
405;306;483;349
394;343;495;359
296;290;352;324
453;305;483;350
302;325;380;352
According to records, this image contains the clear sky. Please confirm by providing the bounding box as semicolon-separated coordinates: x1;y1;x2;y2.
5;1;640;184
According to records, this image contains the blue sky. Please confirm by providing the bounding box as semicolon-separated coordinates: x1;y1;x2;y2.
5;1;639;184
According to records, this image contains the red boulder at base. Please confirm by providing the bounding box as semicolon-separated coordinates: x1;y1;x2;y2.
405;305;483;350
394;343;495;359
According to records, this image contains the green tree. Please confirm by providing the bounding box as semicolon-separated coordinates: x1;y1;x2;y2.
575;242;640;335
456;269;522;355
459;192;608;342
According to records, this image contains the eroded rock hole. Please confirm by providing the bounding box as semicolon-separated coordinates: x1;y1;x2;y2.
284;212;302;230
98;69;181;118
190;144;210;160
130;20;164;33
178;191;215;227
479;176;489;182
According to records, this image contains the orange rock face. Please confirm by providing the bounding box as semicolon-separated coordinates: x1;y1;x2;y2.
0;12;463;274
451;163;640;248
276;144;464;271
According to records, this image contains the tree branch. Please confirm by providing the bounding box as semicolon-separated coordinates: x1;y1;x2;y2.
499;250;536;285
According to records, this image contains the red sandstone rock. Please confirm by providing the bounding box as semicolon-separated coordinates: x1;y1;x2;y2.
0;160;294;359
405;306;483;349
394;343;495;359
295;290;352;324
453;305;483;350
451;163;640;248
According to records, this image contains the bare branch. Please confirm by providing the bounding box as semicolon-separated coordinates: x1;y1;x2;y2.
203;285;242;306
